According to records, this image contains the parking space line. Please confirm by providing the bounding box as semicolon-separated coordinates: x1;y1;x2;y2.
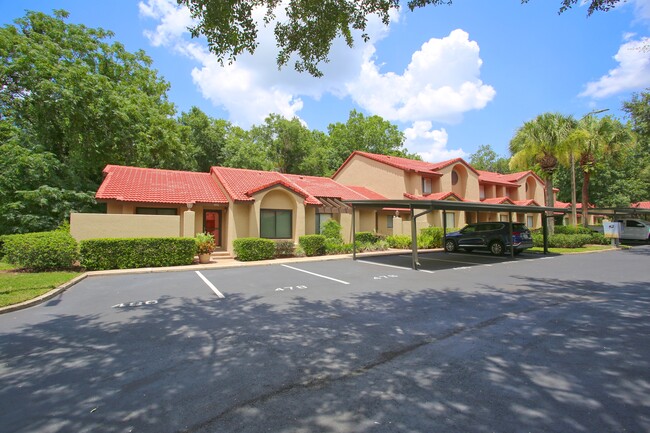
357;260;436;274
281;265;350;285
400;255;491;266
195;271;225;298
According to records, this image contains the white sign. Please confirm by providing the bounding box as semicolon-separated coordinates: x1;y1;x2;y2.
603;222;622;239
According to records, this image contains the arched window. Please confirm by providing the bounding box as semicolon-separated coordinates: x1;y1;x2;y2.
452;170;459;186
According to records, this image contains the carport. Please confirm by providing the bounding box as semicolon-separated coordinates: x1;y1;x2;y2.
345;199;566;270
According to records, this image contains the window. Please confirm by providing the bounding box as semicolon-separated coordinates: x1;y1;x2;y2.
527;216;534;228
451;170;459;186
315;213;332;234
136;207;177;215
500;214;508;222
261;209;292;239
445;212;455;228
422;177;432;195
387;215;393;229
479;185;485;200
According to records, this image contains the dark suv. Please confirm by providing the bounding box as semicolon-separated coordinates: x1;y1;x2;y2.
444;222;533;255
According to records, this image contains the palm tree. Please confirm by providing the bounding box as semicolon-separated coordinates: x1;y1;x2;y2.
509;113;577;234
569;115;635;226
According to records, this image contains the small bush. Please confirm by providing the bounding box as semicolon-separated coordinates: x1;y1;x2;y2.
299;234;326;256
325;240;353;255
532;233;592;249
3;231;78;271
79;237;196;270
355;231;379;244
274;240;295;257
195;232;216;254
418;227;444;249
588;232;609;245
321;219;343;243
233;238;276;261
555;225;594;235
359;240;389;252
386;235;412;249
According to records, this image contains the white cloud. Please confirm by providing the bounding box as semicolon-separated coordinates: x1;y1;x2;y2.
138;0;495;166
404;121;467;162
580;36;650;99
347;29;496;124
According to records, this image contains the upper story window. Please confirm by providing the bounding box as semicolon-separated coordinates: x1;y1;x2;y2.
422;177;432;195
451;170;459;186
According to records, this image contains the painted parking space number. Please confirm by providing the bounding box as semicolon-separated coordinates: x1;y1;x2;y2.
373;275;398;280
275;285;308;292
112;300;158;308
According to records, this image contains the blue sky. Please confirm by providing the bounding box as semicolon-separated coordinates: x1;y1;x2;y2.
2;0;649;162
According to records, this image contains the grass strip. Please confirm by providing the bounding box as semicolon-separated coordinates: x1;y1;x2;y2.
0;261;80;308
528;245;615;254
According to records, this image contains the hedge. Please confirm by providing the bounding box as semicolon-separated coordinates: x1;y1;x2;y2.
355;232;379;244
386;235;412;249
555;225;594;235
79;237;196;271
274;240;295;257
233;238;276;261
299;234;326;256
532;233;593;248
325;240;353;255
3;231;79;271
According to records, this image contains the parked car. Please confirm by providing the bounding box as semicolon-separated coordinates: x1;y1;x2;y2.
591;218;650;241
444;222;534;255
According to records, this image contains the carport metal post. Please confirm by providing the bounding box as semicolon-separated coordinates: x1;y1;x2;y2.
442;210;447;253
542;213;549;254
508;211;514;258
352;204;357;260
410;204;418;270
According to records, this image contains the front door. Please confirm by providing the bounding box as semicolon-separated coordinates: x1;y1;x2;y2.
204;210;222;247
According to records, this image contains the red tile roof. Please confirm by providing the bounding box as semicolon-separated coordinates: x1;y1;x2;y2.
404;191;464;201
345;186;388;200
96;165;228;205
514;199;541;206
212;167;370;205
477;170;522;187
283;174;369;200
481;197;515;205
632;201;650;209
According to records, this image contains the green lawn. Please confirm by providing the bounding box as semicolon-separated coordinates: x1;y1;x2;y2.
0;261;81;308
528;245;615;254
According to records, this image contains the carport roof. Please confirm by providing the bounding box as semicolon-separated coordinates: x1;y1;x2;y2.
344;199;565;214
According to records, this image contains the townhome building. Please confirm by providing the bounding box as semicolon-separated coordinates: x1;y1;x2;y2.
73;150;568;254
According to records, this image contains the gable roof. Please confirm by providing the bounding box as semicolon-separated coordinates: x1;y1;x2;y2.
481;197;515;205
211;167;370;205
345;186;388;200
404;191;464;201
96;165;228;205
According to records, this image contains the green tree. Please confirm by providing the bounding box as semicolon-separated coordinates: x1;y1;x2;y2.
0;141;96;234
179;106;230;171
568;115;635;225
328;109;408;169
180;0;623;77
221;125;274;171
509;113;576;233
249;114;311;174
0;10;190;189
468;144;511;173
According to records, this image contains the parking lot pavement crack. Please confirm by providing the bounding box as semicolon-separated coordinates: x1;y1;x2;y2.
183;301;564;432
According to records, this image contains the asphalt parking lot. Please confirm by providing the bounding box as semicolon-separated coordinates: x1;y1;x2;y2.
1;247;649;433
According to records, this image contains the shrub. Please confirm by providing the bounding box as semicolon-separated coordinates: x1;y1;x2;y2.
233;238;276;261
588;232;609;245
3;231;78;271
418;226;444;249
555;225;594;235
532;233;592;249
299;234;326;256
386;235;412;249
355;231;379;244
321;219;343;243
274;240;295;257
79;237;196;270
325;240;353;255
359;240;389;252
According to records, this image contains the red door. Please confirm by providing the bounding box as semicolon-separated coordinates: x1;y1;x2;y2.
204;210;222;247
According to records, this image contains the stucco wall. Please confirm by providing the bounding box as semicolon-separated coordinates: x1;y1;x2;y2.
334;156;407;199
70;213;181;241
